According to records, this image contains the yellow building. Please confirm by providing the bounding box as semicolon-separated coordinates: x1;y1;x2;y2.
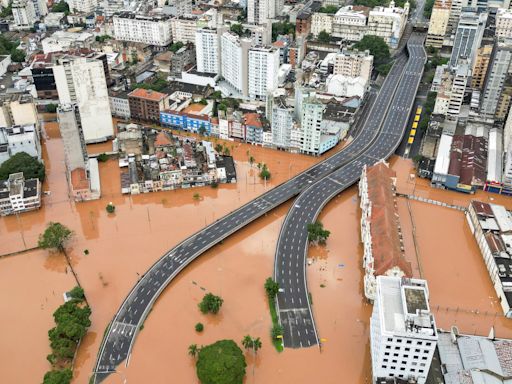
471;44;493;90
426;0;451;48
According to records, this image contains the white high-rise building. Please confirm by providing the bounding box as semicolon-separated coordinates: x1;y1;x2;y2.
301;97;325;155
57;104;88;172
480;40;512;120
220;31;252;97
449;9;487;68
53;56;114;143
371;276;438;384
31;0;47;18
271;97;294;149
248;46;279;100
248;0;282;25
113;13;172;46
195;28;220;74
12;0;36;30
171;16;197;44
66;0;98;13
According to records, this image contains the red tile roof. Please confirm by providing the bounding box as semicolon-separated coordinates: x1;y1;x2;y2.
366;162;413;278
129;88;167;101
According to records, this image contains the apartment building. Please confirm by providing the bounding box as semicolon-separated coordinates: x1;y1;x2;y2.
0;125;41;165
195;28;220;74
128;88;169;123
367;1;409;49
0;93;38;128
12;0;36;30
271;97;294;149
370;276;438;384
66;0;98;13
0;173;41;216
433;62;470;119
425;0;451;48
248;0;282;25
333;49;373;85
480;40;512;121
113;13;172;46
301;97;324;155
171;16;198;44
220;31;252;97
496;8;512;39
248;46;279;100
472;44;493;90
449;9;487;68
332;5;369;42
53;55;114;143
311;12;333;37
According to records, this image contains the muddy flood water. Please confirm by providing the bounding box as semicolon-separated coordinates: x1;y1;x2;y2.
2;121;512;384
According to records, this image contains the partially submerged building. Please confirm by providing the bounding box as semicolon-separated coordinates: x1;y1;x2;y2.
359;161;413;302
0;172;41;216
466;201;512;318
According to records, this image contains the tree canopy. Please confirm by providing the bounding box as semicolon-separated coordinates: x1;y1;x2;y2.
51;1;69;13
43;369;72;384
230;23;244;36
169;41;184;53
198;293;224;314
272;21;295;41
196;340;246;384
307;221;331;244
317;30;331;43
264;277;279;299
353;35;390;67
38;222;73;253
0;152;45;181
318;5;338;13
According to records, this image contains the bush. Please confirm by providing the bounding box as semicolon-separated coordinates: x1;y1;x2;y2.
106;203;115;214
271;324;284;339
0;151;45;181
210;181;218;189
97;153;108;162
196;340;246;384
43;368;72;384
195;322;204;332
198;293;223;314
45;104;58;113
353;35;390;67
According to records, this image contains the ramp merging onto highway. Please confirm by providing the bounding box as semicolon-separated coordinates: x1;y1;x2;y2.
274;33;427;349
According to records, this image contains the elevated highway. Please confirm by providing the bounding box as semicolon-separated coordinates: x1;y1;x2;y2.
274;33;427;348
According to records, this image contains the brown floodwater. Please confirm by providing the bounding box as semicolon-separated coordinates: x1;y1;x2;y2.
2;123;512;384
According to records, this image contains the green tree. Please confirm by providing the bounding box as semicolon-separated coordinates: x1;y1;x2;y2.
169;41;184;53
198;293;224;314
248;156;255;166
51;0;69;13
196;340;246;384
259;164;271;180
0;1;12;17
230;23;244;36
353;35;390;67
38;222;73;253
210;91;222;100
307;221;331;244
53;301;91;328
223;146;230;156
68;286;85;301
214;143;223;153
193;192;201;201
106;203;115;213
0;151;45;181
318;5;338;13
188;343;199;358
424;0;435;18
45;103;58;113
264;277;279;299
10;48;25;62
195;322;204;332
95;35;112;43
317;30;331;43
242;335;253;350
272;21;295;41
43;368;72;384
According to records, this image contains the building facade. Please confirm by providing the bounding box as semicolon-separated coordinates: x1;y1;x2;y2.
53;55;114;143
248;46;279;100
195;28;219;74
370;276;438;384
0;173;41;216
128;88;169;123
113;13;172;46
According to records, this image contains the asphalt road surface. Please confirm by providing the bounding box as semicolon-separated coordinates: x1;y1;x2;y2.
274;33;427;349
92;35;424;383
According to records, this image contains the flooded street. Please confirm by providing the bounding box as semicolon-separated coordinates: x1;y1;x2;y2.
2;121;512;384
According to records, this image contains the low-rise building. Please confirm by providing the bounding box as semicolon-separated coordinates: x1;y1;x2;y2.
467;200;512;318
109;91;131;119
332;5;369;42
159;91;212;134
128;88;169;123
0;124;41;165
359;161;413;302
0;172;41;216
41;31;95;54
367;1;409;49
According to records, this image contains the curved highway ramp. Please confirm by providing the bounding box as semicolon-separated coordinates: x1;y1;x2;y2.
274;33;426;349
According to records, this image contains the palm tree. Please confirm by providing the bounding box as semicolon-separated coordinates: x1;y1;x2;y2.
242;335;253;351
252;337;262;354
188;344;199;358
